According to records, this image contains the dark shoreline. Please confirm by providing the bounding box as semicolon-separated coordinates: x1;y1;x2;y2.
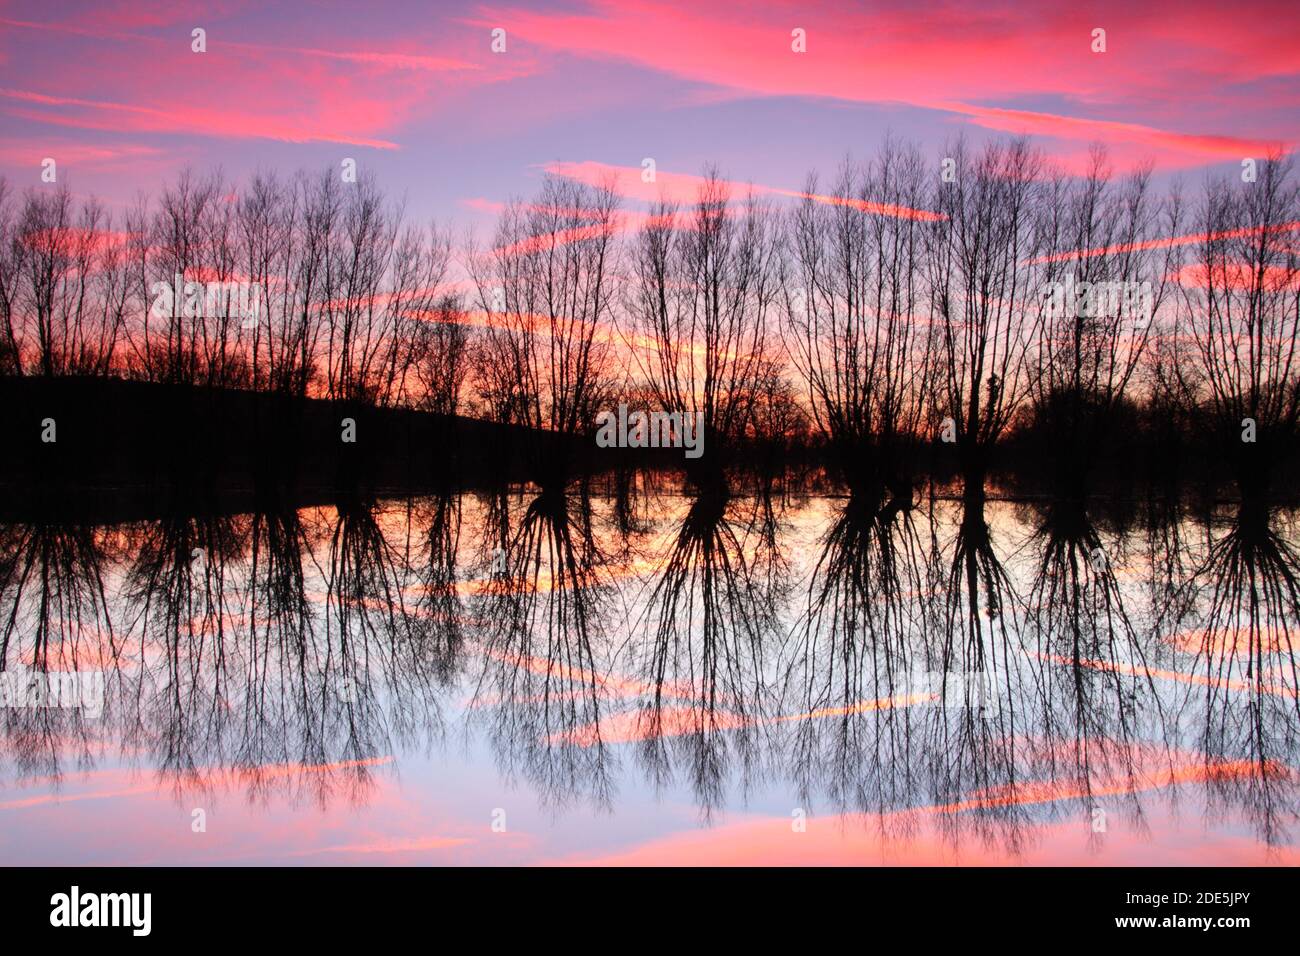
2;375;1297;525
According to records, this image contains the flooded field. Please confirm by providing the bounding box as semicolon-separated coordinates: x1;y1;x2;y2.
1;485;1296;865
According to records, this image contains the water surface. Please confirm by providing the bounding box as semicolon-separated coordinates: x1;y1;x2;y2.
1;487;1296;865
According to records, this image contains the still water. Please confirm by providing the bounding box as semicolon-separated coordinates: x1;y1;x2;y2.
1;485;1296;864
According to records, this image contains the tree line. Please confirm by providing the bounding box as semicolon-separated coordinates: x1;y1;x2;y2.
0;138;1296;497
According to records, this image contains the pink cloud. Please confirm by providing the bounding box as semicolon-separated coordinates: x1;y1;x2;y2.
0;14;532;152
938;102;1282;160
222;41;481;74
545;160;943;220
0;786;155;811
0;85;403;150
488;0;1297;166
0;136;167;169
286;835;473;857
554;754;1292;865
1030;220;1300;264
1170;261;1300;294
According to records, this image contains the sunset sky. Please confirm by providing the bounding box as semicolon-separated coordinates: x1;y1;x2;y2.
1;0;1297;233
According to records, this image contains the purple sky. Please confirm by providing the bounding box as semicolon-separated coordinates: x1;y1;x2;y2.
1;0;1297;232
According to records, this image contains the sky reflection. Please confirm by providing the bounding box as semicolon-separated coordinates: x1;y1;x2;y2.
1;488;1296;865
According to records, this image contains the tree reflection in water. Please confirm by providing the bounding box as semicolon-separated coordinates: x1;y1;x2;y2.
0;484;1296;857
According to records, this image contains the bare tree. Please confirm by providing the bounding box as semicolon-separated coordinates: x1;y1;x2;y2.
411;295;472;417
10;185;126;377
1173;154;1300;498
1027;146;1179;495
0;179;27;375
924;138;1044;495
135;168;229;385
236;170;292;394
626;168;782;495
468;174;620;486
785;140;934;503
